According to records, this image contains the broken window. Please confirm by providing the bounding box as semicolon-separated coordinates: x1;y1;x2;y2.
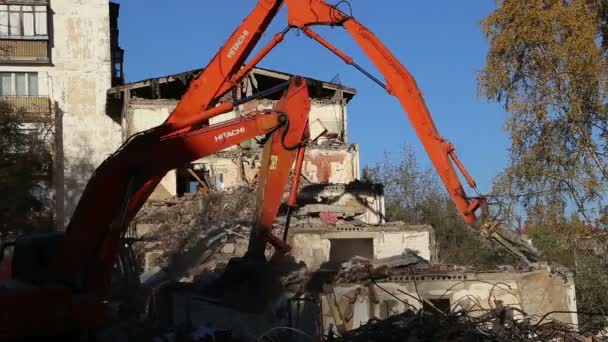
329;238;374;267
0;5;48;38
0;72;38;96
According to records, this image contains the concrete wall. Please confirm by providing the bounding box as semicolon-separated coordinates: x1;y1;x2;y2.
58;0;121;223
290;226;435;270
239;99;346;143
322;269;578;336
1;1;121;226
126;100;178;199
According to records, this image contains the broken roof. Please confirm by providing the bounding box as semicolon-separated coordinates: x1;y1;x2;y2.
108;66;357;102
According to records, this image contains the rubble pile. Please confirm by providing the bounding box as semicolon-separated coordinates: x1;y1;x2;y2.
333;254;430;284
329;307;594;342
121;186;594;342
133;186;257;282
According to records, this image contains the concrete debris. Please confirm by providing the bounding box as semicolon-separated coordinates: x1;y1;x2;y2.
333;254;427;284
297;204;364;219
123;185;588;342
329;306;596;342
133;186;256;281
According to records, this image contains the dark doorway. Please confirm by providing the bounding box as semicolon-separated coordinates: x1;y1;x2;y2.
329;238;374;267
423;298;451;314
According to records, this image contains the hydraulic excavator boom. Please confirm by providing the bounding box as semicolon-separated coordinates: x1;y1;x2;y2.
0;77;311;339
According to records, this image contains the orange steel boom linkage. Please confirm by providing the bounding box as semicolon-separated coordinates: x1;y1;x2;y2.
162;0;485;224
185;0;484;226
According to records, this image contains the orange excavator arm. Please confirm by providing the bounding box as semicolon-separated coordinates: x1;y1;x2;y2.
158;0;484;224
53;0;535;286
136;0;484;234
0;77;311;340
282;1;485;225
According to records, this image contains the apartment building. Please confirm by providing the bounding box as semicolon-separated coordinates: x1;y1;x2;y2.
0;0;123;228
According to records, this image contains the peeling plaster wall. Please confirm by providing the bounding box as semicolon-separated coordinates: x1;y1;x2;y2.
0;1;121;226
290;227;435;270
126;100;179;199
124;100;358;198
239;99;346;143
322;269;578;335
303;146;360;184
57;0;121;224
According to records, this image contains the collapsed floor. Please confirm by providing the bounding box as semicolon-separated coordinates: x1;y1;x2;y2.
112;186;603;341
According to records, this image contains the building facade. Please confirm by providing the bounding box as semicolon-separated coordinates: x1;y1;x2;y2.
108;67;364;202
0;0;123;228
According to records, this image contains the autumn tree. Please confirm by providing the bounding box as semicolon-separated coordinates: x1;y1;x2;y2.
363;145;515;268
480;0;608;329
479;0;608;221
0;101;53;239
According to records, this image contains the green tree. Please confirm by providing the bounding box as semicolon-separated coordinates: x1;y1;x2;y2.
0;101;53;239
479;0;608;220
363;145;515;268
524;215;608;332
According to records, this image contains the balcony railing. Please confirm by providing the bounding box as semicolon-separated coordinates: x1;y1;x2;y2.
2;0;48;4
0;96;51;122
0;39;49;64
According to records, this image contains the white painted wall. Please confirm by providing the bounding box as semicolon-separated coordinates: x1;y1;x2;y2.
291;229;434;270
374;231;432;260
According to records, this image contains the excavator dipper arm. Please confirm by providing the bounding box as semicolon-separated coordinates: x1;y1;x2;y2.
280;0;484;225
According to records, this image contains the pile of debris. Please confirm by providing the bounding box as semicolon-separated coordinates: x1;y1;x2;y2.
123;186;600;342
319;255;601;341
329;306;594;342
133;186;257;283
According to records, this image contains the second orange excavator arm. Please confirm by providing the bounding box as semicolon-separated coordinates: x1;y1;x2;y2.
280;0;485;225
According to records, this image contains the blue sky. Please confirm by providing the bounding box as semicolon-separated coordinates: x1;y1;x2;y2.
114;0;509;193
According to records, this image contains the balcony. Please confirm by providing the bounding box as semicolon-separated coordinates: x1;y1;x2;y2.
2;0;48;4
0;39;49;64
0;96;51;122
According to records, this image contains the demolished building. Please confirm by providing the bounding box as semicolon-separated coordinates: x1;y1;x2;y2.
106;68;581;340
130;188;579;340
108;67;362;200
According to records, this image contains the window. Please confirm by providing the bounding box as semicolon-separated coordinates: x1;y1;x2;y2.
0;72;38;96
0;5;47;37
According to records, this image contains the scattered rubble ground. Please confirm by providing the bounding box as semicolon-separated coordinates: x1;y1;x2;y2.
121;187;605;342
